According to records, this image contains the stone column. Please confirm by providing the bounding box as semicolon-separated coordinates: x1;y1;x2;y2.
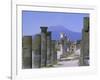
51;40;57;65
79;17;89;66
40;27;48;67
46;32;52;67
32;34;41;68
22;36;32;69
61;38;64;55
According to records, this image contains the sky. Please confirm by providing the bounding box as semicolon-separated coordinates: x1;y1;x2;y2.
22;10;89;36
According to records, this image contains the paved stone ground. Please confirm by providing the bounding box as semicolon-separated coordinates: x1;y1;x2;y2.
53;53;80;67
53;59;79;67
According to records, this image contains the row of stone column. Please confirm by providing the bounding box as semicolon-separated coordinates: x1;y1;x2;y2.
22;27;57;69
37;27;57;67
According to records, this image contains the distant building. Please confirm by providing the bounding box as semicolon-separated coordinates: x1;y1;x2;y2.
57;32;71;59
69;41;76;54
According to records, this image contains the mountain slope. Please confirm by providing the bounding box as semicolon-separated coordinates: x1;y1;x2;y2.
48;26;82;41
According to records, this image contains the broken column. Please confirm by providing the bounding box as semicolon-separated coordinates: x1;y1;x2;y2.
79;17;89;66
32;34;41;68
22;36;32;69
51;40;57;65
40;27;48;67
46;32;52;67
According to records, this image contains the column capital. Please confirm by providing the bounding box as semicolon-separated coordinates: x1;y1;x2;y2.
40;26;48;33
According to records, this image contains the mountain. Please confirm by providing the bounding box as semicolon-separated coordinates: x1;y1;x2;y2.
48;25;82;41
